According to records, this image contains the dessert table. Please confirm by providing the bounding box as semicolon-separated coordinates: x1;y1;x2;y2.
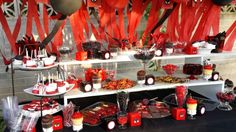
29;90;236;132
60;109;236;132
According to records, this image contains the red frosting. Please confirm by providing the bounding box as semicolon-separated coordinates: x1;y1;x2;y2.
57;81;65;87
72;112;83;119
204;65;212;70
186;98;197;104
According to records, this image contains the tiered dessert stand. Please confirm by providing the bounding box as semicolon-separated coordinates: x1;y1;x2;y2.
60;51;236;106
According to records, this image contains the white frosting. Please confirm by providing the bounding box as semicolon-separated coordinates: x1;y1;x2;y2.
58;85;67;93
26;60;36;67
13;59;23;66
64;81;70;88
46;83;57;92
43;58;54;66
111;52;118;57
93;83;101;90
50;55;57;61
166;48;174;54
137;80;145;85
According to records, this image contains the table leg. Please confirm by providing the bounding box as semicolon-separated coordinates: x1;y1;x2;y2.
11;63;15;96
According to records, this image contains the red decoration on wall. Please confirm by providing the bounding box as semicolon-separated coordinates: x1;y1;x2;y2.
224;21;236;51
87;0;101;7
0;0;235;66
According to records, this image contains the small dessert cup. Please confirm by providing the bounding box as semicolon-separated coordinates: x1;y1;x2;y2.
92;77;102;91
117;112;128;130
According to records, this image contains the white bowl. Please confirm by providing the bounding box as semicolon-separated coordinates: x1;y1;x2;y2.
198;48;212;54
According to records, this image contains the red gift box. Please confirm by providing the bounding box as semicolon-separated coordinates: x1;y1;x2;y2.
87;0;102;7
171;107;186;120
53;115;63;130
75;51;88;61
128;112;141;127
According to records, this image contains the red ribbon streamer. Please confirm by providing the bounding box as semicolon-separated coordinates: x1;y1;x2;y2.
224;21;236;51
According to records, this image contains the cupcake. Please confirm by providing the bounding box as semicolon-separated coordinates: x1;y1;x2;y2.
46;83;58;94
92;74;102;91
56;79;67;93
26;60;37;67
186;97;198;116
71;112;83;131
203;65;213;80
137;70;146;85
42;114;53;132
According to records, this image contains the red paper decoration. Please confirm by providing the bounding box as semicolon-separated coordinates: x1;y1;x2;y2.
87;0;101;7
104;0;129;9
0;0;235;65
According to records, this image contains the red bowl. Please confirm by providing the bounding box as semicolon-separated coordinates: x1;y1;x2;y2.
162;64;178;76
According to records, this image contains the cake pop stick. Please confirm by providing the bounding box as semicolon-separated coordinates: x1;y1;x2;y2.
149;43;156;51
34;49;37;59
38;47;41;56
44;49;48;57
51;73;54;82
26;48;28;58
18;47;21;55
57;72;59;80
41;72;44;85
37;73;40;84
48;72;51;84
31;50;33;60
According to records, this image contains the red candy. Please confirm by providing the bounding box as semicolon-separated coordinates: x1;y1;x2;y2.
162;64;178;76
216;92;235;103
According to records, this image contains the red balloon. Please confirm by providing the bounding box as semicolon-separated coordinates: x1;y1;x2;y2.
50;0;82;16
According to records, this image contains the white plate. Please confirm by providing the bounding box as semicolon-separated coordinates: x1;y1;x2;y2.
24;84;75;97
17;63;58;71
19;103;63;117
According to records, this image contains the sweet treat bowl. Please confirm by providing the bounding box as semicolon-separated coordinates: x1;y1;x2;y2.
198;48;214;55
162;64;178;76
192;41;216;55
216;92;235;111
134;48;155;63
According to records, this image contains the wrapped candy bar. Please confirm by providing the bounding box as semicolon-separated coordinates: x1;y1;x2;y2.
1;96;20;129
63;102;75;127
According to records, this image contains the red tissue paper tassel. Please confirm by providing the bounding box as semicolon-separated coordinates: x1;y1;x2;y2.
128;0;151;44
0;0;27;61
223;21;236;51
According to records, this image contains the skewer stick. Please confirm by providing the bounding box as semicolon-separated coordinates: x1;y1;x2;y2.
31;50;33;60
26;48;28;58
48;72;51;84
34;49;37;59
18;47;21;55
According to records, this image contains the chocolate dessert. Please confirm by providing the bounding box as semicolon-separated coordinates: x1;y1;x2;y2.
137;70;146;80
42;114;53;129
